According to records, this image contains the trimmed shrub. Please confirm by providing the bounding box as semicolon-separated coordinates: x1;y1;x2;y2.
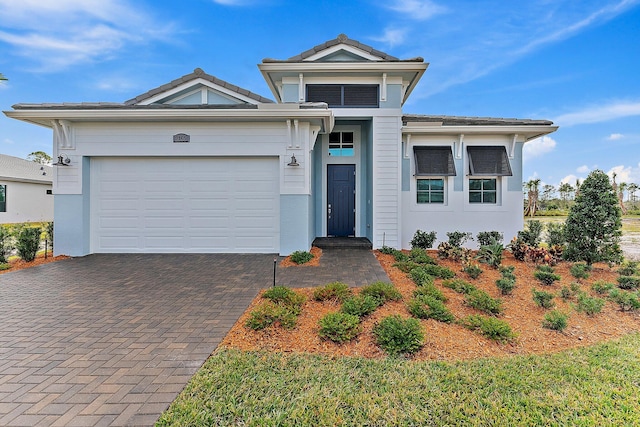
465;289;503;315
263;286;305;313
532;289;555;309
508;237;528;261
545;222;566;247
518;220;544;247
341;295;381;318
496;277;516;295
609;290;640;311
246;302;298;330
407;295;455;323
499;265;516;280
360;282;402;303
290;250;314;265
575;293;605;315
570;263;591;280
373;315;424;355
534;269;561;286
442;278;476;294
16;226;41;262
409;267;435;287
409;247;437;265
413;283;447;302
0;262;11;271
460;315;516;343
592;280;615;295
378;246;396;255
313;282;352;302
542;310;569;331
617;261;639;277
0;226;13;263
393;251;410;262
446;231;473;248
476;231;503;246
463;263;483;279
410;230;437;249
617;276;640;290
318;312;361;343
421;264;455;279
393;261;420;273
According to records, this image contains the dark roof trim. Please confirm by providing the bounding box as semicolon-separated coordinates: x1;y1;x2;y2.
262;33;423;63
124;68;274;105
403;114;554;126
12;103;260;110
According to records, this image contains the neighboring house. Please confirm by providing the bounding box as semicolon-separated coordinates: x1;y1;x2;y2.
4;34;557;256
0;154;53;223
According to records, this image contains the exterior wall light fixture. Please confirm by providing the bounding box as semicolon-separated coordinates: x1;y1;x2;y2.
287;154;299;167
52;154;71;166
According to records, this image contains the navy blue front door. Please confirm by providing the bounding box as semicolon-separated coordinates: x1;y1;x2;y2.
327;164;355;237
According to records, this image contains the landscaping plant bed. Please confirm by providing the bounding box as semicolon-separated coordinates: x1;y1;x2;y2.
222;250;640;361
279;246;322;268
0;254;69;275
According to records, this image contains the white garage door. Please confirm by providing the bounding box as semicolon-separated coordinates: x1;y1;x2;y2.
91;157;280;253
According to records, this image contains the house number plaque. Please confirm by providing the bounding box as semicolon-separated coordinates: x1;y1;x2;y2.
173;133;190;143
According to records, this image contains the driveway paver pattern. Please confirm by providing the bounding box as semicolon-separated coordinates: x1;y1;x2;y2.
0;250;389;426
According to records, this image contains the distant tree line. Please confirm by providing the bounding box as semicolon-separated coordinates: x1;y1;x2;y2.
524;177;639;216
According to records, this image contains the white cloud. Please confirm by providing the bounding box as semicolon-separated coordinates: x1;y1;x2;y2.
384;0;448;20
0;0;174;71
560;174;583;186
554;100;640;126
607;133;624;140
523;135;556;161
576;165;590;174
607;164;640;184
3;138;14;145
371;28;407;47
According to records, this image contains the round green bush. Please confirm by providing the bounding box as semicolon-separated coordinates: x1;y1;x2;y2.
360;282;402;303
313;282;352;302
373;315;424;355
289;250;314;265
340;295;381;317
318;312;361;343
407;295;455;323
542;310;569;331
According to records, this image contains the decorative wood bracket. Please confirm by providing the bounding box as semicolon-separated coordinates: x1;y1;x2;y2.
509;134;518;158
404;134;411;159
455;134;464;159
298;73;304;102
381;73;387;102
52;120;74;150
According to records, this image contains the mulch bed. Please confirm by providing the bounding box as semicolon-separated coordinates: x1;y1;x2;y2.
0;254;69;275
221;250;640;361
279;246;323;268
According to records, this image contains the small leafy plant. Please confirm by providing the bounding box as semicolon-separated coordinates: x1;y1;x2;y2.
0;262;11;271
393;260;420;273
534;266;561;286
570;263;591;280
518;220;543;247
420;264;455;279
496;277;516;295
340;295;381;317
442;278;476;294
617;275;640;290
318;312;361;343
447;231;473;248
313;282;352;302
608;289;640;311
16;225;41;262
373;315;425;355
476;231;503;246
409;247;437;265
290;250;314;265
465;289;503;315
463;263;483;279
542;310;569;331
532;289;555;309
409;267;435;287
413;283;447;302
0;226;13;263
360;282;402;303
617;261;639;277
410;230;437;249
459;315;516;343
407;295;455;323
476;242;504;269
575;292;605;315
246;302;298;330
592;281;615;295
263;286;305;310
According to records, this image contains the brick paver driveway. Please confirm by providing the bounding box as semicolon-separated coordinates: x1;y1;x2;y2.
0;254;277;426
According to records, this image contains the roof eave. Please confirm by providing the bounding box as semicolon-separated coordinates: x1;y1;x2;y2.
402;125;559;140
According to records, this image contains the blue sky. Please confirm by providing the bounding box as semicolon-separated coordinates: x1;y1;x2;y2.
1;0;639;190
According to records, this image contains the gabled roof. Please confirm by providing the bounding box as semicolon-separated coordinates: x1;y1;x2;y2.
263;33;422;63
0;154;52;184
125;68;274;105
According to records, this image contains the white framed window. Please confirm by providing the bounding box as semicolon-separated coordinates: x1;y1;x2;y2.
417;178;445;204
469;178;497;204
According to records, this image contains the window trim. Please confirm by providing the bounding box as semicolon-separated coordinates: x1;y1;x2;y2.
328;131;355;157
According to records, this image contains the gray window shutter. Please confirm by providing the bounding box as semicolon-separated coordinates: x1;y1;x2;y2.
413;147;456;176
307;85;342;106
343;85;378;107
467;146;512;176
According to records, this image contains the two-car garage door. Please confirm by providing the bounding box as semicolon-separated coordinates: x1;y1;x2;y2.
91;157;280;253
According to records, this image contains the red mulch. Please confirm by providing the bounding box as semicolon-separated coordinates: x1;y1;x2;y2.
221;250;640;361
0;254;69;275
279;246;323;268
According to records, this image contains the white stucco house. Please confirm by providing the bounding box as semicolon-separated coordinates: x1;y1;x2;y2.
4;34;557;256
0;154;53;223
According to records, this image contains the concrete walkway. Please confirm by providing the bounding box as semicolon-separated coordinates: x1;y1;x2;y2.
0;250;388;426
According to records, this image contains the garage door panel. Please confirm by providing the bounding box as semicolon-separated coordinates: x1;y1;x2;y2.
92;157;279;253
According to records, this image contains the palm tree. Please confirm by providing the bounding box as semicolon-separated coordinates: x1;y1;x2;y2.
628;183;638;203
611;173;627;214
558;182;574;202
524;179;541;217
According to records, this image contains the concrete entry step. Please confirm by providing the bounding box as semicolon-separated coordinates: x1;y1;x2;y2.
312;237;372;250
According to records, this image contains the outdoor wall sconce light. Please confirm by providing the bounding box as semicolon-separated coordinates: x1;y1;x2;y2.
52;154;71;166
287;154;299;167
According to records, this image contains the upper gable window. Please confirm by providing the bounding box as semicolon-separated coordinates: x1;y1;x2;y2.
306;84;379;108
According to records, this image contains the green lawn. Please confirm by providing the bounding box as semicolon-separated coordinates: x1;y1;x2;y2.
526;215;640;234
157;333;640;426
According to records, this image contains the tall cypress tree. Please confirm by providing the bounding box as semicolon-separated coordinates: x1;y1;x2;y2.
564;170;623;265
